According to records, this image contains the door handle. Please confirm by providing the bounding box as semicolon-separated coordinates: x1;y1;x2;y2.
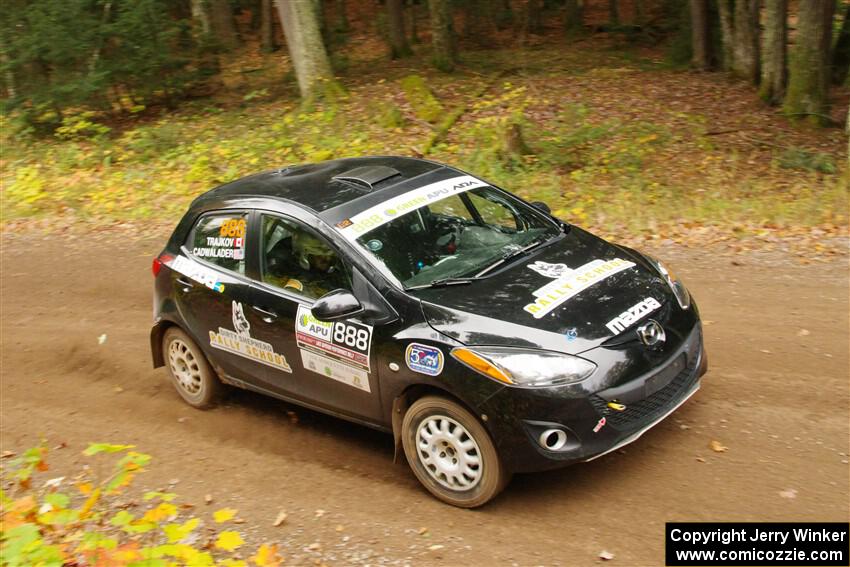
251;305;278;323
176;277;194;292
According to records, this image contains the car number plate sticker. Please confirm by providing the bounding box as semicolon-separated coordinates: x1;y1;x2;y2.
295;305;372;372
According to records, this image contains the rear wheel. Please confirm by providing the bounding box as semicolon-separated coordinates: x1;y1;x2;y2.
402;395;510;508
163;327;222;409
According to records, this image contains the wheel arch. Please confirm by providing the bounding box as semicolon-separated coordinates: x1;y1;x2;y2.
390;383;484;464
150;320;179;368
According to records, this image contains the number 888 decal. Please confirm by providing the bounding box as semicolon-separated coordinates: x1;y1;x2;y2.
333;322;370;352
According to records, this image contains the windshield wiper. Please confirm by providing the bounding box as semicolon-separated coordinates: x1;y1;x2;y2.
406;277;480;290
474;238;549;278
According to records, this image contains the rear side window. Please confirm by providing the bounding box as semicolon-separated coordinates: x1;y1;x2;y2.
187;213;248;275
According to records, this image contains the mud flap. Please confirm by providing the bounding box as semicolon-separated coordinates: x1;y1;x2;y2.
391;395;410;464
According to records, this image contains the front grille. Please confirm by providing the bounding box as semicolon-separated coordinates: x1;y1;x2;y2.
589;355;699;431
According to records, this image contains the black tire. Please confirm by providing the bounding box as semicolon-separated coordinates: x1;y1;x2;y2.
402;395;510;508
162;327;222;409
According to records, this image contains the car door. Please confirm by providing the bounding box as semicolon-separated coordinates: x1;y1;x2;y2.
172;210;283;387
244;212;383;422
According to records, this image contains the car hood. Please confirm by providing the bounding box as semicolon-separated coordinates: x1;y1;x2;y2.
415;227;675;355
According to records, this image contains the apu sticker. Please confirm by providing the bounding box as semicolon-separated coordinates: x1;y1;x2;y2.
209;301;292;372
405;343;444;376
295;305;372;373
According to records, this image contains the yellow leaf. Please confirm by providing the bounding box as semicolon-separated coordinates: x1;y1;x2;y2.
215;531;244;552
214;507;238;523
253;543;282;567
79;488;101;519
78;482;93;495
142;502;177;523
221;560;247;567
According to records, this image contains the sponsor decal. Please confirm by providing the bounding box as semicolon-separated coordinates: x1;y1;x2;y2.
336;175;488;240
405;343;444;376
301;350;370;393
523;258;636;319
295;305;372;372
593;417;607;433
209;301;292;372
565;327;578;341
528;261;574;279
168;255;226;292
605;297;662;335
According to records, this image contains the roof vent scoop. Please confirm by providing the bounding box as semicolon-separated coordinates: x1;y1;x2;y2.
332;165;401;191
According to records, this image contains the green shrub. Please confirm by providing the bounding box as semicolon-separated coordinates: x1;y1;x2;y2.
399;75;443;123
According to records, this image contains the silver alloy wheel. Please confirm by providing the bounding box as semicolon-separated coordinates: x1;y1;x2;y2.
416;414;483;491
168;339;203;396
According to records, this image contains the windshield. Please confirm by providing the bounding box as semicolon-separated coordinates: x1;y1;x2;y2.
346;184;561;288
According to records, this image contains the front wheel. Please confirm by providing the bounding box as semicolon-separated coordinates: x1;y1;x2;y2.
162;327;222;409
401;395;510;508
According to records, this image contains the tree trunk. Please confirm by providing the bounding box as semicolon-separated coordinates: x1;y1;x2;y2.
335;0;350;32
464;0;496;45
275;0;340;101
832;6;850;85
783;0;835;125
407;0;420;44
495;0;513;30
387;0;412;58
717;0;734;71
428;0;456;72
526;0;544;35
191;0;212;36
732;0;759;83
608;0;619;26
759;0;787;104
564;0;583;36
210;0;239;50
261;0;275;51
690;0;711;70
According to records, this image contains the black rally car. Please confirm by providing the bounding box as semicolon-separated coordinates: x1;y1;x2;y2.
151;156;707;507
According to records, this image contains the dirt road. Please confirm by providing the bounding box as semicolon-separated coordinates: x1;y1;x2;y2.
2;233;848;566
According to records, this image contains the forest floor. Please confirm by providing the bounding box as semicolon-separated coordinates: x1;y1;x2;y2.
2;34;848;253
1;234;848;565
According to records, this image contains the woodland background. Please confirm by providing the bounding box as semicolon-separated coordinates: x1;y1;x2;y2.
1;0;848;247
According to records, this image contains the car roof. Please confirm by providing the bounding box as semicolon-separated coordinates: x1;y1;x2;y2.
194;156;452;216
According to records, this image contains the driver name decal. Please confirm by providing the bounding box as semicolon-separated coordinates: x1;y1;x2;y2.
523;258;636;319
209;301;292;372
336;175;488;240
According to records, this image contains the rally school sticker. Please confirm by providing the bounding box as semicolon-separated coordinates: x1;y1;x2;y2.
405;343;444;376
209;301;292;372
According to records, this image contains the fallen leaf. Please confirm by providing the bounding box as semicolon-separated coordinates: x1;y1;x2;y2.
599;550;615;561
418;527;429;535
98;334;107;345
779;489;797;499
1;451;16;459
696;456;706;463
314;509;325;519
428;545;445;552
273;510;288;527
709;440;728;453
204;494;213;505
213;507;238;523
759;349;771;354
215;531;244;552
797;329;810;337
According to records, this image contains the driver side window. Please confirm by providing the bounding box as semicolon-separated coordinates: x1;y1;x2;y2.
260;214;351;301
468;191;519;231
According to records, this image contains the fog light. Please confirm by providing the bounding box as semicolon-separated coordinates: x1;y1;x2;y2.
538;428;568;451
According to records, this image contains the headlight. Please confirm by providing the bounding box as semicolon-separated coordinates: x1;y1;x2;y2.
450;346;596;388
646;255;690;309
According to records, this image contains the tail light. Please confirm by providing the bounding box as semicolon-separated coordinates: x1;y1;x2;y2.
152;253;174;277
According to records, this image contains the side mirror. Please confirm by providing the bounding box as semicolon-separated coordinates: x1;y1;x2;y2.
312;289;364;322
531;201;551;214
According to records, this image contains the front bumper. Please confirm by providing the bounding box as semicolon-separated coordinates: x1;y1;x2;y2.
481;323;707;474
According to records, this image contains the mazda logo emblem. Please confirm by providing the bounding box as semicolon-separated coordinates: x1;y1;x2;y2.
637;320;665;346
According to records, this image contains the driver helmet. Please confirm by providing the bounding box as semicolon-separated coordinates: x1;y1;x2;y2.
293;232;334;271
